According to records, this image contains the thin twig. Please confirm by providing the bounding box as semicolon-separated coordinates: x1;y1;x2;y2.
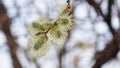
67;0;71;9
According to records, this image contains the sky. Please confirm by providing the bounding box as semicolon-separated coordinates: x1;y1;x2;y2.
0;0;120;68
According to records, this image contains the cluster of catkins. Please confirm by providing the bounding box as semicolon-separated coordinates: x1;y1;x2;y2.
27;12;74;59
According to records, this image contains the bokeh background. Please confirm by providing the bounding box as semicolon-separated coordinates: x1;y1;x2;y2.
0;0;120;68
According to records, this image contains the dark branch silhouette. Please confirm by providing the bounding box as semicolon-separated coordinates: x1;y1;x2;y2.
0;2;22;68
86;0;120;68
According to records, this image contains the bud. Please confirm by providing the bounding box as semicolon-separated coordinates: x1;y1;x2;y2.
32;23;46;32
27;34;50;59
33;34;47;50
47;26;68;46
56;15;74;31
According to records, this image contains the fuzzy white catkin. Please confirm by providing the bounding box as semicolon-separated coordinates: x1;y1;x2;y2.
26;12;74;59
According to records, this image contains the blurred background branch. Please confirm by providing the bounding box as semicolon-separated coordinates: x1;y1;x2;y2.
0;2;22;68
86;0;120;68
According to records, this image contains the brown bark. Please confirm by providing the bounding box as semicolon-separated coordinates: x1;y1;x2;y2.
86;0;120;68
58;47;66;68
0;3;22;68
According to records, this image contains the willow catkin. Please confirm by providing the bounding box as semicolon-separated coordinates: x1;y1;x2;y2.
26;10;74;59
